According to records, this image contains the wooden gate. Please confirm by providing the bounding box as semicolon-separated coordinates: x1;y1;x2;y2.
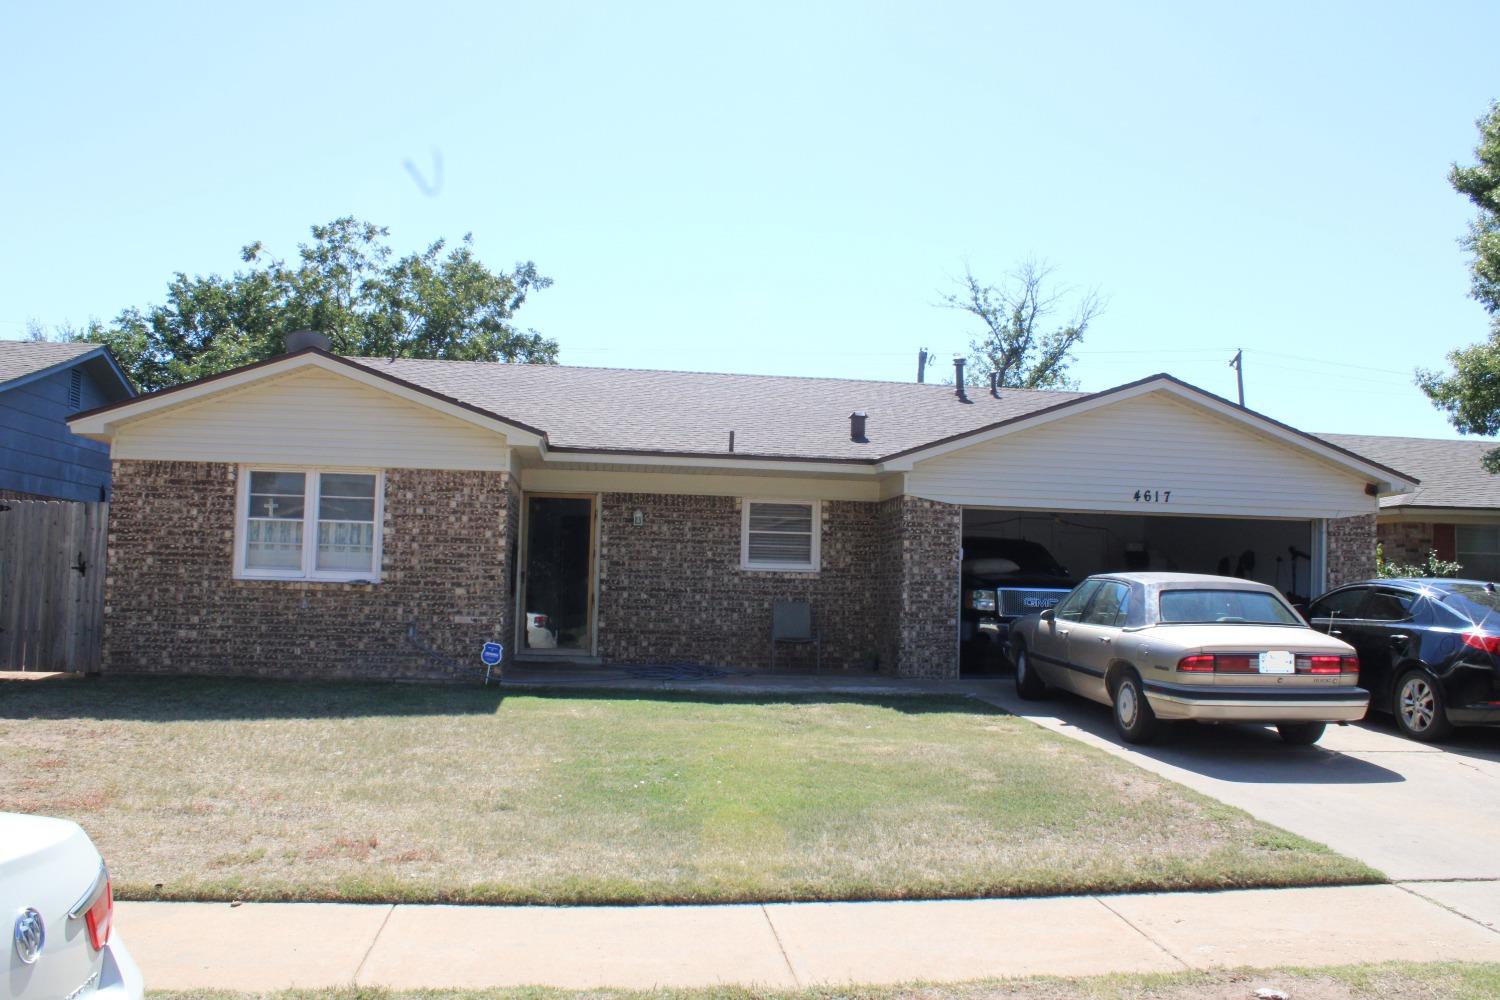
0;499;107;672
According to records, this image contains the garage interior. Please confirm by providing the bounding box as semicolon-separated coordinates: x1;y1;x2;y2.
961;509;1317;676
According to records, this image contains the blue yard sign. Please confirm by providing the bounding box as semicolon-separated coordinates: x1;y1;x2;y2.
481;642;504;666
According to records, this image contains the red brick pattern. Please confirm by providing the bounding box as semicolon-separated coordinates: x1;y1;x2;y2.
1326;513;1377;589
875;496;962;678
104;460;512;680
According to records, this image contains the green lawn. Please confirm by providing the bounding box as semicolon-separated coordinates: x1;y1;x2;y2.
150;963;1500;1000
0;676;1376;904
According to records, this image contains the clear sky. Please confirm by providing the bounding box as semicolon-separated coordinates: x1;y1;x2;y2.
3;2;1497;438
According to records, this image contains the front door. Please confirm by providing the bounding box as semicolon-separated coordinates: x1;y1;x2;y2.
520;495;595;654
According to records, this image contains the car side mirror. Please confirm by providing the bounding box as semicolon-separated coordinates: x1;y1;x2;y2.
1039;609;1055;622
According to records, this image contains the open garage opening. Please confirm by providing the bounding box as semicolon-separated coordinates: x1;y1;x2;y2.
959;509;1317;676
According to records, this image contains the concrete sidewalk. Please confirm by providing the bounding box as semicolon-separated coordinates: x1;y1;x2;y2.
120;882;1500;992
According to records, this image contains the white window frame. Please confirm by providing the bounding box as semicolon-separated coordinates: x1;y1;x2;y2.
234;465;385;583
740;499;821;572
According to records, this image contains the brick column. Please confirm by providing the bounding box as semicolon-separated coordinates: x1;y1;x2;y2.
877;496;961;678
1326;513;1377;590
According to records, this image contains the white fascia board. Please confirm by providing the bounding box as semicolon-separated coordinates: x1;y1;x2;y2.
881;378;1420;493
537;449;877;477
68;352;544;448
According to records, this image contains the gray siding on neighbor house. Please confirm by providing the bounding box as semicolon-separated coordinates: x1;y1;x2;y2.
0;365;115;501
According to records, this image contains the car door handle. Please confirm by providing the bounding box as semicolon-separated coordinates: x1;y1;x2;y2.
1329;629;1343;636
1389;634;1409;644
1058;629;1071;638
1099;636;1112;644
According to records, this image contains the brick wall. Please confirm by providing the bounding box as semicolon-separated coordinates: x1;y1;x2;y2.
596;493;882;671
1377;521;1435;567
1325;513;1377;589
875;495;962;679
105;460;512;680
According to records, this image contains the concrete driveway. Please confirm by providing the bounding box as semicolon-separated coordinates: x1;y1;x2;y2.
980;683;1500;926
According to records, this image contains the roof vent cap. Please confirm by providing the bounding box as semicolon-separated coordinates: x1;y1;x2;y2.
850;411;868;443
284;329;331;354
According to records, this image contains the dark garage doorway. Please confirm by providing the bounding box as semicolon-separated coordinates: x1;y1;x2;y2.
959;509;1316;676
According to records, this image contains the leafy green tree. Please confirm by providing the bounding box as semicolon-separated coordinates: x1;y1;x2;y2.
1417;102;1500;468
79;218;556;392
942;260;1102;391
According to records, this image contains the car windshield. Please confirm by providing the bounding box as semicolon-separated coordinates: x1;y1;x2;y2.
964;540;1066;576
1440;584;1500;622
1157;589;1300;625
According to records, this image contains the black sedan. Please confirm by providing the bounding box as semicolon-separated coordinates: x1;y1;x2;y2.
1305;578;1500;741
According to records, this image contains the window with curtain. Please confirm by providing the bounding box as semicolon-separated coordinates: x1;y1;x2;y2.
240;469;381;580
741;500;819;571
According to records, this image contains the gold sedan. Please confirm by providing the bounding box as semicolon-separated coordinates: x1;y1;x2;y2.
1007;573;1369;745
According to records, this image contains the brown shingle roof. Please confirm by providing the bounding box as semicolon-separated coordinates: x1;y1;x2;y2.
346;356;1086;461
1319;433;1500;510
0;340;100;388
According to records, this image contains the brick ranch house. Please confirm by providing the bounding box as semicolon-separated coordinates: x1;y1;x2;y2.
1321;434;1500;579
67;343;1419;681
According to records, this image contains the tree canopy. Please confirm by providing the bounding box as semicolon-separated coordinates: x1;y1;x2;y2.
1417;101;1500;467
76;218;556;392
942;260;1101;391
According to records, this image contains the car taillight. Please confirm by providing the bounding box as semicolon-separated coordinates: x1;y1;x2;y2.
86;877;112;950
1462;632;1500;655
533;615;547;628
1178;654;1359;674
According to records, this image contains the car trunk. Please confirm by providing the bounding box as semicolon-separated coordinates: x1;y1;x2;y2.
1;814;105;1000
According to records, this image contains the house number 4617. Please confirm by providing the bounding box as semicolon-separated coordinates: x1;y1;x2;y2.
1133;489;1171;502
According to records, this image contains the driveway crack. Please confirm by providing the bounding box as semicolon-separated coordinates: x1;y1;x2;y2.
352;904;397;985
1397;883;1500;936
760;905;802;986
1092;896;1190;970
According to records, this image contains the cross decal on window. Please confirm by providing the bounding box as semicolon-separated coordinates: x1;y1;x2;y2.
261;497;278;517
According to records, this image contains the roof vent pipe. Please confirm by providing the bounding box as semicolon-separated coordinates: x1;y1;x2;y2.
917;348;929;384
284;329;331;354
953;356;969;402
850;411;868;443
990;371;1002;398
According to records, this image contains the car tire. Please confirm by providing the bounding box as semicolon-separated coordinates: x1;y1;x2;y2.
1394;668;1454;742
1277;722;1326;746
1112;670;1158;744
1014;646;1047;700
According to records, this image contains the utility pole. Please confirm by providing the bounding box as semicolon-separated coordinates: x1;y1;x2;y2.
917;348;929;384
1229;349;1244;407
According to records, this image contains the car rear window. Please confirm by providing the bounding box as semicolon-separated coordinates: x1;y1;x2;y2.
1158;589;1301;625
1440;584;1500;620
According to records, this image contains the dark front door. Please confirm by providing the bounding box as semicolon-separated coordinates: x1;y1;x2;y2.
521;495;594;653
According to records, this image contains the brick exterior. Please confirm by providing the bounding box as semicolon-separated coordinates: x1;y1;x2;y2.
104;460;513;681
1325;513;1377;589
596;493;882;671
875;495;962;679
1377;520;1436;567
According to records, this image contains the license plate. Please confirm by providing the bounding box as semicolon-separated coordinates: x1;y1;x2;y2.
1258;650;1295;674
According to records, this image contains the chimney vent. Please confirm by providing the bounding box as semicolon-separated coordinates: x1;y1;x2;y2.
917;348;929;384
850;411;868;443
953;356;969;402
990;371;1002;398
284;329;331;354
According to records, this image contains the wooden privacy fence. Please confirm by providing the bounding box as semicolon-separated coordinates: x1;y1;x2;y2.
0;499;107;672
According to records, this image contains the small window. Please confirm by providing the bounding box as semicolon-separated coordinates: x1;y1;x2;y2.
1363;588;1416;623
237;468;382;581
1308;588;1369;622
1055;580;1103;622
1456;525;1500;581
1083;581;1131;626
741;500;819;571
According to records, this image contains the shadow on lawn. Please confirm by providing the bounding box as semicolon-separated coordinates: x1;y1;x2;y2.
0;674;999;722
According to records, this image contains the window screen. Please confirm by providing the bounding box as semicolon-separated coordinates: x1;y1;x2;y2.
744;501;816;568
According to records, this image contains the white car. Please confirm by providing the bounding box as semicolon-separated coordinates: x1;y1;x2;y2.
2;812;143;1000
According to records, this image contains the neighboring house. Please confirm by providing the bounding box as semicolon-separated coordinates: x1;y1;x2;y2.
0;341;135;502
1319;434;1500;579
69;340;1417;681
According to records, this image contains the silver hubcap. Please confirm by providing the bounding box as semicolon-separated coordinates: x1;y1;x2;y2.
1117;682;1138;727
1400;677;1437;733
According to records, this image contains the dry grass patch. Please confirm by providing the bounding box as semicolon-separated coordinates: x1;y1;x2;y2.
0;676;1376;904
150;962;1500;1000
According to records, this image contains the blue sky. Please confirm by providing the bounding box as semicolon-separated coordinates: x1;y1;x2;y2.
2;1;1496;438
